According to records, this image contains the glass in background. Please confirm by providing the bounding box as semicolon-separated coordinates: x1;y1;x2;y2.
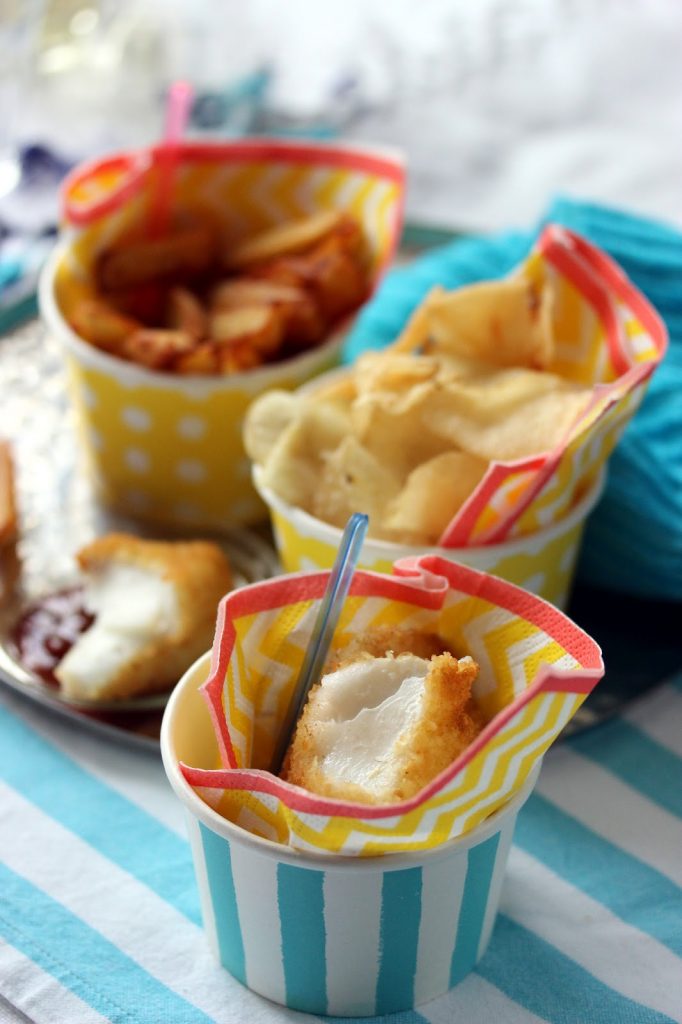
0;0;43;198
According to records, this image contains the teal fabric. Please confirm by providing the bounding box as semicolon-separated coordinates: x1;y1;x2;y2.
344;197;682;600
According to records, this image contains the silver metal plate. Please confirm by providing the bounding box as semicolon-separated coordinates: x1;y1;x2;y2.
0;318;279;750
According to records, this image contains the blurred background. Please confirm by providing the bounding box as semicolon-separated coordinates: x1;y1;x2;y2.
1;0;681;235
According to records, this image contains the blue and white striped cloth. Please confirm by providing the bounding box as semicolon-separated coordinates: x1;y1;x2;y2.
0;674;680;1024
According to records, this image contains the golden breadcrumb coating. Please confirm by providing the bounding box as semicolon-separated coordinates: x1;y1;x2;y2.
283;647;484;805
62;533;232;700
325;625;446;669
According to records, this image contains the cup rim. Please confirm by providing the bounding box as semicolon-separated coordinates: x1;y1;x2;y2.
61;138;406;227
38;243;346;395
161;651;540;871
253;461;606;559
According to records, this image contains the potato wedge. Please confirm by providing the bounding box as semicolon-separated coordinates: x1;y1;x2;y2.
122;329;195;370
69;299;140;354
225;211;344;270
210;306;283;358
211;278;325;349
166;287;208;339
98;224;216;291
173;342;220;375
0;441;17;546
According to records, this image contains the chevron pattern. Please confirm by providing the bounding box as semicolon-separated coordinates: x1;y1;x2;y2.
184;558;603;856
264;480;592;610
448;226;666;546
62;143;404;280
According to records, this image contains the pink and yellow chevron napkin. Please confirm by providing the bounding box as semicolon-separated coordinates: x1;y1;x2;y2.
180;555;604;856
439;226;667;546
57;140;404;297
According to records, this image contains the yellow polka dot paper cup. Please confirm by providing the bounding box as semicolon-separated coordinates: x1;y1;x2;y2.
162;557;603;1014
254;464;605;610
39;140;404;530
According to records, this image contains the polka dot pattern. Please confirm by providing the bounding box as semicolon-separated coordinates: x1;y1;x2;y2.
121;406;152;431
177;415;207;440
176;460;207;484
64;342;340;530
124;448;151;474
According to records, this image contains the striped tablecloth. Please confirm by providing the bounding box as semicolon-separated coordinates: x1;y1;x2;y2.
0;675;680;1024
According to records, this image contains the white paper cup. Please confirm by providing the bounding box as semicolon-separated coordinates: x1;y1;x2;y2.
162;652;540;1017
253;465;605;610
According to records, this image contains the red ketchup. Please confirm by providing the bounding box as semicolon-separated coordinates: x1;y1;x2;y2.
11;588;95;686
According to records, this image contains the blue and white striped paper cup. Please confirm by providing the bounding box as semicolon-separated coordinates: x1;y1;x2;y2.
162;653;540;1017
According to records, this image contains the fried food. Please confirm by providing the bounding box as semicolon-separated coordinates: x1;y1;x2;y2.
210;306;283;357
224;210;346;270
172;342;220;375
246;216;369;321
0;441;16;546
54;533;232;701
381;451;489;544
211;279;325;349
68;299;141;355
282;642;483;805
326;625;447;667
122;329;195;370
245;266;594;545
253;395;351;509
167;286;208;339
394;276;554;370
311;436;401;531
69;210;370;375
98;224;216;291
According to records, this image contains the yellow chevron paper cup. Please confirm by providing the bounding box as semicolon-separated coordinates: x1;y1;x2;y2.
162;654;540;1016
178;555;603;861
438;226;667;546
39;140;404;530
254;464;605;609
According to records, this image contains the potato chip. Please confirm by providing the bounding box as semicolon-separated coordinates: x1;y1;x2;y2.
394;276;554;370
243;391;300;466
380;451;488;544
311;436;401;530
423;371;591;461
353;351;439;399
351;388;451;480
349;353;465;477
306;371;357;408
259;402;351;511
245;256;599;545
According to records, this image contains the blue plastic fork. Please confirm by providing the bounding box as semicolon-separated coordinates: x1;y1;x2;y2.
269;512;369;775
